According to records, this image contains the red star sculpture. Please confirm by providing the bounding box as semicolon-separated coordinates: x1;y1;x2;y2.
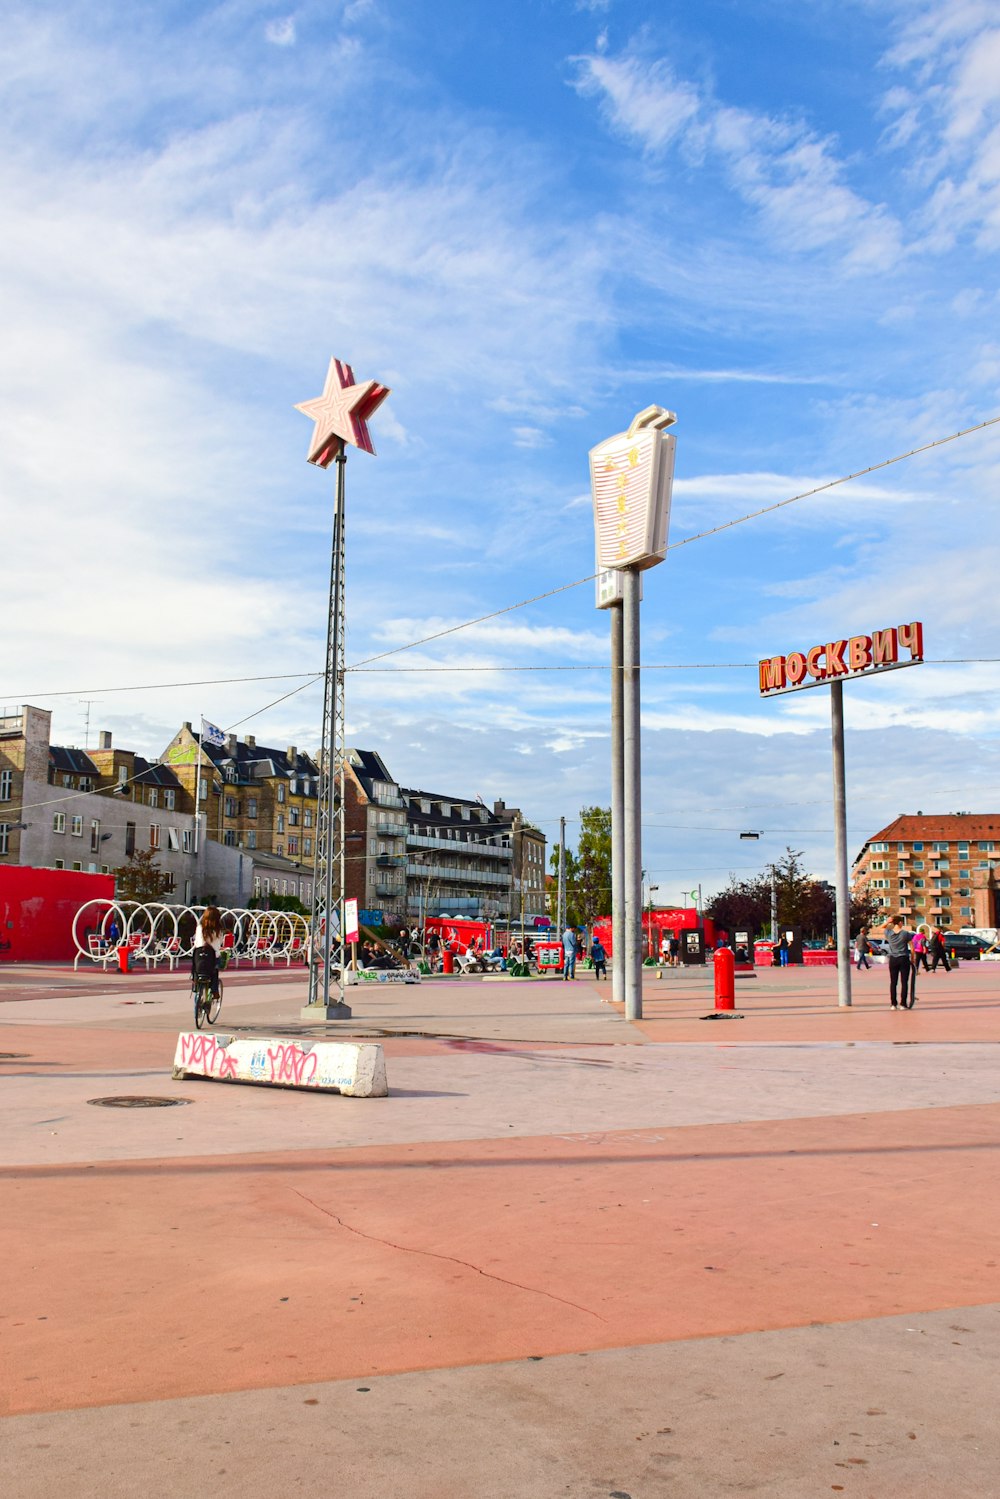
295;357;390;464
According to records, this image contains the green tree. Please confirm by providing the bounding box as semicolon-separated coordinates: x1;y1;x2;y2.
705;873;772;938
113;849;172;902
550;807;612;927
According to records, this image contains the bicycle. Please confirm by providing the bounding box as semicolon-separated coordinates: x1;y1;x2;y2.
192;955;225;1029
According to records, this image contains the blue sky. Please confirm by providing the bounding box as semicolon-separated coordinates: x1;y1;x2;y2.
4;0;1000;901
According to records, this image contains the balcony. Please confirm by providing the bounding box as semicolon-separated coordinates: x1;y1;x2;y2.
376;854;406;868
374;820;406;838
406;861;511;888
407;831;512;858
375;881;402;897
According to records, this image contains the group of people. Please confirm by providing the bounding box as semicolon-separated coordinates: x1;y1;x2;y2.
854;919;954;1010
561;925;608;980
658;933;682;966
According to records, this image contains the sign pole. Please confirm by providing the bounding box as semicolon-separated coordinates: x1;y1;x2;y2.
830;680;852;1008
610;600;625;1007
623;567;643;1020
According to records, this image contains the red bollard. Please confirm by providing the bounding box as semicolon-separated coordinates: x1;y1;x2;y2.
441;949;454;975
117;943;132;975
713;946;735;1010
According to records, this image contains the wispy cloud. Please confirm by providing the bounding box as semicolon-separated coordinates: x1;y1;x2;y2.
264;16;296;47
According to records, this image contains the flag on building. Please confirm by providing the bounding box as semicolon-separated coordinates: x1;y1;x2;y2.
200;717;227;748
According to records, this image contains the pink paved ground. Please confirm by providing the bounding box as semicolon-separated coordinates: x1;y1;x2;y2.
3;959;1000;1495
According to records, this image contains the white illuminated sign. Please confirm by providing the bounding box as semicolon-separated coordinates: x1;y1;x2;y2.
589;407;676;572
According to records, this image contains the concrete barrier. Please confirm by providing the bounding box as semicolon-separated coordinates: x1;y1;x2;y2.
171;1033;388;1097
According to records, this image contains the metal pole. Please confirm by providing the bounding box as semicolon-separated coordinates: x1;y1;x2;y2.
770;869;778;943
610;600;625;1006
557;817;566;935
305;443;351;1018
831;679;852;1008
623;568;642;1020
194;732;202;856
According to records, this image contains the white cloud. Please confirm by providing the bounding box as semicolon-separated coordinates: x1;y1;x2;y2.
512;426;553;449
264;16;296;47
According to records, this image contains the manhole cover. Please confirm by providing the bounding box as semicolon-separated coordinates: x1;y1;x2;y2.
87;1096;191;1108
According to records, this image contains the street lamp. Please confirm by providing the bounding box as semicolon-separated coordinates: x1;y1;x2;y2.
645;880;659;957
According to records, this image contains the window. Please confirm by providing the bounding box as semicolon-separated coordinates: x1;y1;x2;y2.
164;790;175;811
53;812;65;834
304;810;313;828
54;858;64;869
958;841;969;851
225;796;237;818
275;843;283;856
125;821;135;857
246;830;257;850
870;841;889;853
167;827;180;851
223;830;236;847
0;824;10;855
961;906;973;916
117;765;128;787
90;819;101;852
281;880;288;895
277;814;284;834
977;842;996;851
253;877;261;898
370;838;376;855
149;824;160;849
199;781;207;801
182;829;193;853
933;842;948;852
914;879;925;887
939;895;951;905
913;841;924;851
79;777;92;793
247;797;258;818
289;809;299;826
277;785;286;804
71;815;83;837
0;769;10;801
897;842;906;853
911;860;924;870
304;837;312;856
148;788;158;809
959;849;969;860
71;860;82;871
287;836;298;855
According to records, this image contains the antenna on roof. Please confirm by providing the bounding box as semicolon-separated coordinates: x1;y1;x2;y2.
79;700;94;750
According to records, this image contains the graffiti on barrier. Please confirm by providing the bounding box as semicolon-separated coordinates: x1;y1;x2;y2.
266;1042;318;1086
178;1032;238;1080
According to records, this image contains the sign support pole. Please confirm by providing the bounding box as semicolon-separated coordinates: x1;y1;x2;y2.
610;600;625;1007
830;679;852;1008
623;567;643;1020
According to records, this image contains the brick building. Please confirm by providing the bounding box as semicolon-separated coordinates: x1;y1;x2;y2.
853;813;1000;929
340;748;545;927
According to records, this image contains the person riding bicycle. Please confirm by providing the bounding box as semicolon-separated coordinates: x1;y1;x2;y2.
192;905;225;1000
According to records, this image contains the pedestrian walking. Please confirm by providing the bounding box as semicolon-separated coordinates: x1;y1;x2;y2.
930;930;951;972
911;928;929;973
854;926;871;970
669;935;680;968
591;938;607;980
884;915;915;1008
778;933;789;968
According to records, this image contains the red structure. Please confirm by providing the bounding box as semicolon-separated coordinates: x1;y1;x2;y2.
423;917;496;955
592;907;718;958
0;866;115;963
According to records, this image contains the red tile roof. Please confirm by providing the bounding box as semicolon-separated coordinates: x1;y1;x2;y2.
864;814;1000;844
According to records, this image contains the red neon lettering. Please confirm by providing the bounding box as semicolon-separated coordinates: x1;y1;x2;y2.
848;635;872;672
785;652;807;686
872;628;897;665
806;646;826;680
759;657;786;693
824;640;848;676
898;621;923;659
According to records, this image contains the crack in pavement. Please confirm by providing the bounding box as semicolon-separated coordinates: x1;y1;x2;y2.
288;1185;606;1324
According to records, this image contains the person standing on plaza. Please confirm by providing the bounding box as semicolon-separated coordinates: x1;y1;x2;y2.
778;932;789;968
854;926;871;970
911;928;929;974
590;936;607;981
562;924;577;980
884;915;914;1008
930;929;951;972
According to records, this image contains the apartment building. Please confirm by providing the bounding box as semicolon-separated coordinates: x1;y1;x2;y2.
340;748;545;926
853;813;1000;929
162;723;319;861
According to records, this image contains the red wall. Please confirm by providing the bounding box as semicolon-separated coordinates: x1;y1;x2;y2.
592;908;718;957
0;866;116;963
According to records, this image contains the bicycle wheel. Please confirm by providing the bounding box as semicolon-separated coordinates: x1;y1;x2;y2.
194;979;209;1028
206;979;222;1025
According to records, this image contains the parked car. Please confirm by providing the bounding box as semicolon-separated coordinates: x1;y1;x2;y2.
942;932;990;961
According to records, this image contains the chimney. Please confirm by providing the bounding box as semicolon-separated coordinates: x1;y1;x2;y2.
227;734;238;757
494;799;506;814
287;745;297;762
246;735;256;749
183;721;192;733
98;730;112;751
